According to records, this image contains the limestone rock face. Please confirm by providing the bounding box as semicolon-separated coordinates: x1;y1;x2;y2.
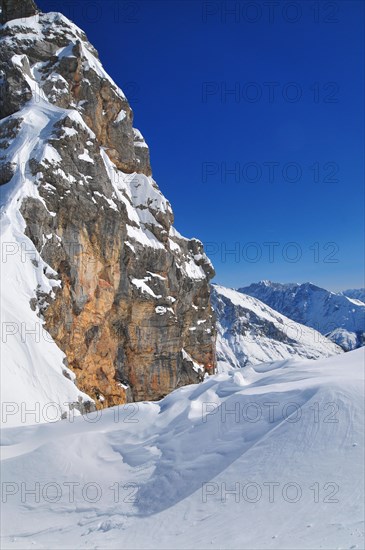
0;9;216;408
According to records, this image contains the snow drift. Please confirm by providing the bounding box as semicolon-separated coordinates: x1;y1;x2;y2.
1;348;364;549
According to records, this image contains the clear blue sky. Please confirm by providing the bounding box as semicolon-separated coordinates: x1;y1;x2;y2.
38;0;364;291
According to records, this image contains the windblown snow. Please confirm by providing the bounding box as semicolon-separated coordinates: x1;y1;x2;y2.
1;348;364;549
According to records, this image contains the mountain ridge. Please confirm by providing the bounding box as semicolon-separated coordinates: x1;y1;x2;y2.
239;280;365;351
212;284;342;371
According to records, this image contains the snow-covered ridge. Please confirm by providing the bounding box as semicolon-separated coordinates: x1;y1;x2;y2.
0;15;104;420
340;288;365;304
212;284;342;372
1;11;125;95
239;280;365;351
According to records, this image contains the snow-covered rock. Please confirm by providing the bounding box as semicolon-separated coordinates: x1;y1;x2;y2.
0;2;215;420
239;281;365;351
340;288;365;304
212;285;342;372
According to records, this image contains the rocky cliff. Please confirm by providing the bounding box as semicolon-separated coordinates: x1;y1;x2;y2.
0;0;216;413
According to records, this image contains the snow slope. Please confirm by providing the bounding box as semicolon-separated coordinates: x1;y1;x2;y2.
240;281;365;351
1;348;363;549
341;288;365;304
0;74;95;425
212;284;342;372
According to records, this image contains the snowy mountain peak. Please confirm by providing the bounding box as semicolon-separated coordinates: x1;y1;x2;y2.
256;280;318;291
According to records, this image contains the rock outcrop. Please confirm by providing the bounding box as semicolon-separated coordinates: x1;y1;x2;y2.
1;0;38;24
0;4;216;410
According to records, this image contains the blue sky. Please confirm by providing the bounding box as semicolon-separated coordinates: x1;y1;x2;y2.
38;0;364;291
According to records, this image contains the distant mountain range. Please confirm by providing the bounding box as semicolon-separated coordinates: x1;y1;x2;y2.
211;284;342;372
239;281;365;351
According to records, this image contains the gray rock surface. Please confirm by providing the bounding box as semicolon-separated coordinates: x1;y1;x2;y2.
1;0;38;24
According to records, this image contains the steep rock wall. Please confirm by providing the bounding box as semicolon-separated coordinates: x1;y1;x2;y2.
0;8;216;408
